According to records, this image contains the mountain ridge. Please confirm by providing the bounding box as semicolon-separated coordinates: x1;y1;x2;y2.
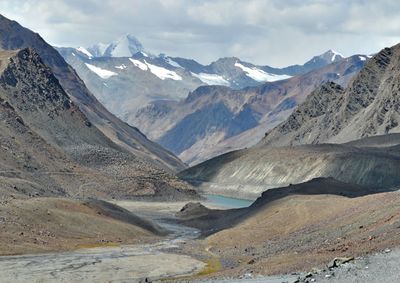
260;44;400;147
0;14;185;172
135;54;367;164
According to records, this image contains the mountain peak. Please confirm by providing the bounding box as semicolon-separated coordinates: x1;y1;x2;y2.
320;49;344;62
86;34;145;58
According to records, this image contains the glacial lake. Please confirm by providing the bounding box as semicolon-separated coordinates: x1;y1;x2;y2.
204;194;254;208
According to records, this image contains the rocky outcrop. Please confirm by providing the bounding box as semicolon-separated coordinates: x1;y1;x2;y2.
0;14;185;172
261;44;400;147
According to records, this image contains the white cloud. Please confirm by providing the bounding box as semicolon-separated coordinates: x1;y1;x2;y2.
1;0;400;66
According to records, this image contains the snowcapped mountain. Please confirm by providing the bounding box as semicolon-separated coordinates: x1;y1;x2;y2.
84;34;145;58
56;35;364;165
134;55;368;165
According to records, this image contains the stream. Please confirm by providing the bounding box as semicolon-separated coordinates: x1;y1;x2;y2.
0;196;255;282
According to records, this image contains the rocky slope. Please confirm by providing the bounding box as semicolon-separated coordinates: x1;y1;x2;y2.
0;48;197;201
179;134;400;199
261;44;400;147
0;198;164;255
136;55;367;165
0;14;184;172
179;178;400;278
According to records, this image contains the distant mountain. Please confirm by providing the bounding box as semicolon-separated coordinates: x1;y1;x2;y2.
261;45;400;147
57;36;351;123
261;49;345;76
85;34;145;58
135;55;368;165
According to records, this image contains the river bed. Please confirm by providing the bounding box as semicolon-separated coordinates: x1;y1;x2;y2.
0;196;253;282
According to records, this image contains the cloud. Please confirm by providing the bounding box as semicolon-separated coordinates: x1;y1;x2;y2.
1;0;400;66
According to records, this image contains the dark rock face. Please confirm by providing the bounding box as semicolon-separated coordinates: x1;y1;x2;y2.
0;16;200;201
261;44;400;147
0;48;199;201
0;14;185;172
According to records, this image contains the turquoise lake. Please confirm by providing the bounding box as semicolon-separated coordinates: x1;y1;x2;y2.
204;194;254;208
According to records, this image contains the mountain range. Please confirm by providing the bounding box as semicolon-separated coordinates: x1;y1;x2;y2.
135;54;368;164
180;43;400;198
57;35;370;164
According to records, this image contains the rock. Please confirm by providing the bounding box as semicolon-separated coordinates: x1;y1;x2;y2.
328;257;354;268
384;248;391;253
305;272;313;278
247;258;256;264
15;116;24;125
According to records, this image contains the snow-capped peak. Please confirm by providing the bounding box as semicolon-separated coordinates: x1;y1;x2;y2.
321;49;344;62
328;49;344;61
104;34;144;57
85;34;145;58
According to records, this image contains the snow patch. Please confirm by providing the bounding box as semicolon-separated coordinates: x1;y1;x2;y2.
85;63;118;79
145;60;182;80
359;56;367;61
141;51;149;57
234;62;291;82
76;47;93;59
330;49;344;62
128;58;182;80
115;64;127;70
72;53;76;57
129;58;148;71
192;72;230;86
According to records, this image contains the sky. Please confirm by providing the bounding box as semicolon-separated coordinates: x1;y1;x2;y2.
1;0;400;67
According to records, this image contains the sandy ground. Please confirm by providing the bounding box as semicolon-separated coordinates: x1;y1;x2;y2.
0;243;204;283
4;193;400;282
0;200;212;282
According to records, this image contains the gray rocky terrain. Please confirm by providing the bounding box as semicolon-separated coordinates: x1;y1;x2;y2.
261;44;400;147
0;48;197;201
0;14;202;201
0;14;184;172
180;134;400;199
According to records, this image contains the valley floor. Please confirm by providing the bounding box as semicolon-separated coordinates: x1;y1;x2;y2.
0;199;228;282
2;189;400;283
